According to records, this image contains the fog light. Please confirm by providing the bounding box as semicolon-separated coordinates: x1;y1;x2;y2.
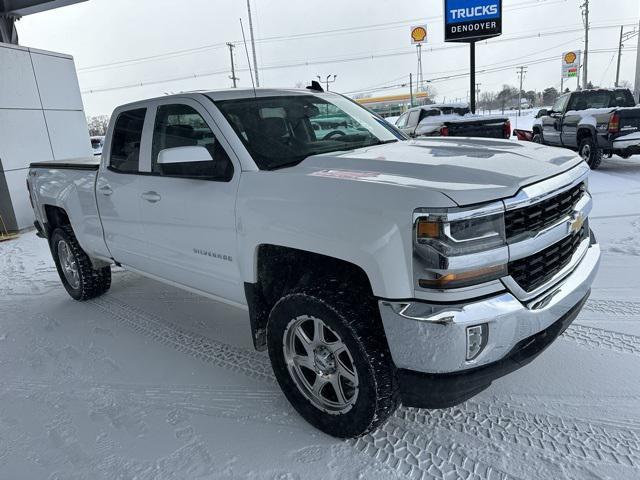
466;324;488;360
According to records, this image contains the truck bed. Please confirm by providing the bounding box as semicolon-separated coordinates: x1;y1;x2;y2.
30;156;100;171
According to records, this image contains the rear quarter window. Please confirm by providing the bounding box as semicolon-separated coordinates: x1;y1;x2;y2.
109;108;146;173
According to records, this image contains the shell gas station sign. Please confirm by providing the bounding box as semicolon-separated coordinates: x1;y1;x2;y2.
562;50;581;79
410;25;428;44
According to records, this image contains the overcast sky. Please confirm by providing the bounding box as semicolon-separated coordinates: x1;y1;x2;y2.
17;0;640;116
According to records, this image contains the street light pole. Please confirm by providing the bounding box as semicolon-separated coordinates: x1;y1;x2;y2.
316;74;337;91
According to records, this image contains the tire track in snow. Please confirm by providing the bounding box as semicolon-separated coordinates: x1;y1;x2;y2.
396;402;640;468
349;422;519;480
88;296;521;480
563;324;640;356
87;296;276;382
583;299;640;317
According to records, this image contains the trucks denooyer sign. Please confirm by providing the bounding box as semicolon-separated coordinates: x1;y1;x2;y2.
444;0;502;42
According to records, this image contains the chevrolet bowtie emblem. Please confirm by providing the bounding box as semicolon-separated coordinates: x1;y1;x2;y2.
569;212;586;234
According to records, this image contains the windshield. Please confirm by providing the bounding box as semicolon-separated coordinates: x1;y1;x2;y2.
215;93;403;170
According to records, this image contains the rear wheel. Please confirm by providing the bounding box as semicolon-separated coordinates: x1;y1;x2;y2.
579;136;603;169
50;225;111;301
267;287;399;438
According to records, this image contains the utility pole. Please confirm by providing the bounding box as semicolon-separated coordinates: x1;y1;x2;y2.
227;42;239;88
635;16;640;101
470;41;476;113
475;83;481;109
617;26;639;89
409;73;414;108
616;26;624;88
517;66;527;116
316;74;337;91
416;44;424;92
581;0;589;89
246;0;259;87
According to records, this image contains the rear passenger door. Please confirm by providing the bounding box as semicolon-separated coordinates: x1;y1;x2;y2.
96;107;149;268
135;98;245;304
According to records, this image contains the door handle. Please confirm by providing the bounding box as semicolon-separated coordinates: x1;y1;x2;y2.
141;191;161;203
99;184;113;196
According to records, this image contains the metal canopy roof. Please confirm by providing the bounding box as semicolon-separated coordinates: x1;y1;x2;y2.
1;0;86;16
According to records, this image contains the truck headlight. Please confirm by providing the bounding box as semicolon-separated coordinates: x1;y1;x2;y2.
414;205;508;289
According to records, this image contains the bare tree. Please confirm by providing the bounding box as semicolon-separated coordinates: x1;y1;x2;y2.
87;115;110;136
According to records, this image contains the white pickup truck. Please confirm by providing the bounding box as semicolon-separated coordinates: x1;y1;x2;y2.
27;86;600;438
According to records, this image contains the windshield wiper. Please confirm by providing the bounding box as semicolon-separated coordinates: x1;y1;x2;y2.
368;139;399;146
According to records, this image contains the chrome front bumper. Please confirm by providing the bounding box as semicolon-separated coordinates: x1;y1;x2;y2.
379;238;600;374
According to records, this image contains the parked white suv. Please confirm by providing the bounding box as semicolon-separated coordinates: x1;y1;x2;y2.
27;86;600;438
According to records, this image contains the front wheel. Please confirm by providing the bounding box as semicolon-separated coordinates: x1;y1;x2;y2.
532;132;543;144
267;289;399;438
579;136;603;169
50;225;111;301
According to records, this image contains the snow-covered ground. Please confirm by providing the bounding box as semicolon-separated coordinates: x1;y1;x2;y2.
2;156;640;479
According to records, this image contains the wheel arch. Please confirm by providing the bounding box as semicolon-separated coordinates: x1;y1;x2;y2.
577;125;596;144
42;204;71;239
245;244;376;351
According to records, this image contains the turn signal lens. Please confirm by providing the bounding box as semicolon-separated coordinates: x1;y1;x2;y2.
417;220;440;239
418;264;507;289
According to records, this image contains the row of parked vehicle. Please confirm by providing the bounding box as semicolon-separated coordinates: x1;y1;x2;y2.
393;87;640;169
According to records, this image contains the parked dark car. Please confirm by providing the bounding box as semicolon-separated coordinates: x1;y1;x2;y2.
395;103;511;139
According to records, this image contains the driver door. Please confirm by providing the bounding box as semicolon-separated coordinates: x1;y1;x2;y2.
542;94;569;145
135;98;245;304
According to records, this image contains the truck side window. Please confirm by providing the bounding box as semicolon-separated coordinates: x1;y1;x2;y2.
551;95;569;113
407;109;421;127
151;104;233;181
110;108;146;173
395;112;409;128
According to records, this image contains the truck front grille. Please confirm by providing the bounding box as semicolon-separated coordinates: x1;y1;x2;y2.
505;182;586;240
508;225;588;293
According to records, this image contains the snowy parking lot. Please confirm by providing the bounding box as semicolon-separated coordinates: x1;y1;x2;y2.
2;156;640;479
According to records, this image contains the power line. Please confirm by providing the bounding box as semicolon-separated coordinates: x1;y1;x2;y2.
80;25;637;95
81;46;635;96
77;0;573;73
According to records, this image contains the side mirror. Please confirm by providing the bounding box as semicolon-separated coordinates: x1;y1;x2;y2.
157;145;212;164
536;109;548;118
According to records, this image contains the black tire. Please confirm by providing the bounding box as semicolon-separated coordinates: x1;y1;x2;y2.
578;136;603;169
50;225;111;301
532;132;543;144
267;286;399;438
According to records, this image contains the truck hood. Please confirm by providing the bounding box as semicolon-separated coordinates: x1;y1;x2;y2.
295;138;583;206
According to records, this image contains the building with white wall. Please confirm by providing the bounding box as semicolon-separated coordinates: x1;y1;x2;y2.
0;41;91;232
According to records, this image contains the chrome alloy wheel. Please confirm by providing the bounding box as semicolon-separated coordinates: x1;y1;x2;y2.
283;315;359;414
57;240;80;289
580;142;592;161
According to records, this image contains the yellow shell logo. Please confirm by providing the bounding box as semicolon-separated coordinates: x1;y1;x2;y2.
564;52;577;65
411;26;427;43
